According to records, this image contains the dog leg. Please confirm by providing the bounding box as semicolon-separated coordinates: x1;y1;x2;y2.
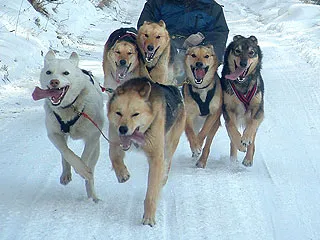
242;131;257;167
185;118;202;158
60;158;72;185
82;135;100;202
142;153;164;227
230;142;238;162
163;109;186;185
196;118;220;168
224;110;246;152
48;133;93;180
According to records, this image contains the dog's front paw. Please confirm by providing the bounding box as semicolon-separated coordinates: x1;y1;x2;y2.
142;214;156;227
196;159;206;168
242;158;253;167
115;168;130;183
241;134;253;148
60;172;72;185
192;148;202;159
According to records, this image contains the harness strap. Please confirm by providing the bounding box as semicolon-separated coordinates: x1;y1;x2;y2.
186;83;216;116
230;81;257;111
53;109;83;133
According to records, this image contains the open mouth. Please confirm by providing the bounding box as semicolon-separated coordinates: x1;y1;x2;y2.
119;127;145;151
225;60;250;82
145;46;159;63
115;63;131;83
32;85;69;106
191;65;209;84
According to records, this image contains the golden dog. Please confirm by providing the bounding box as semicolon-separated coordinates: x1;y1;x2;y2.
137;20;173;85
183;45;222;168
107;77;186;226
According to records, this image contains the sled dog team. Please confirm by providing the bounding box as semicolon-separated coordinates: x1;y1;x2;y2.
33;20;264;226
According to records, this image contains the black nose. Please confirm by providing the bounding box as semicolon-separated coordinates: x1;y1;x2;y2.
119;126;128;135
119;59;126;66
195;62;203;68
240;60;248;68
147;45;154;51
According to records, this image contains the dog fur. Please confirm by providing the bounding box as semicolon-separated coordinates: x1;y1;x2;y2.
137;20;173;85
107;77;186;226
221;35;264;167
103;28;149;90
32;51;104;202
182;45;222;168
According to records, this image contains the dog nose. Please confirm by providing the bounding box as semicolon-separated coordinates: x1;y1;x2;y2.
147;45;154;51
196;62;203;68
50;79;60;88
119;59;126;66
240;60;248;68
119;126;128;135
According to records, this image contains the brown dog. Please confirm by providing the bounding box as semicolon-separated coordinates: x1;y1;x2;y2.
137;20;173;85
107;77;186;226
183;45;222;168
221;35;264;167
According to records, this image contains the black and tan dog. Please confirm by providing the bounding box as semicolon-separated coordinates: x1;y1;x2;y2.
107;77;186;226
103;27;149;90
221;35;264;167
182;45;222;168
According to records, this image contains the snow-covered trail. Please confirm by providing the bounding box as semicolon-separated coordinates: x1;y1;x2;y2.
1;1;320;239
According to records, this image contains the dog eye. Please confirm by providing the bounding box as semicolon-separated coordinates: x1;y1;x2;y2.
116;112;122;117
248;50;255;57
132;113;140;117
191;54;197;58
46;70;52;75
128;52;132;55
234;49;241;55
144;34;149;38
156;35;160;39
115;51;120;54
204;55;210;58
63;71;69;75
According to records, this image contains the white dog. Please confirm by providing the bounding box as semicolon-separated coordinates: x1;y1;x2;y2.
32;51;104;202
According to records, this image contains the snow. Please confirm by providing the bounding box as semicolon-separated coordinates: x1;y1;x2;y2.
1;0;320;239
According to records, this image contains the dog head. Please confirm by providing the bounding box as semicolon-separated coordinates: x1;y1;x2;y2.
225;35;262;82
137;20;170;63
107;78;154;151
33;51;89;108
185;45;218;87
109;40;139;83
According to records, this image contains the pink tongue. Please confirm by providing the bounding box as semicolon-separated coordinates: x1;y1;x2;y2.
194;68;206;80
32;86;63;101
225;67;246;80
116;66;128;82
119;130;145;148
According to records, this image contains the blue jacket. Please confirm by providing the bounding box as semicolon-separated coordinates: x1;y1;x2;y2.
137;0;229;62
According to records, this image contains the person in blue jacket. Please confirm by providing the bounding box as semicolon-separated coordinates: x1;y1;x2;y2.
137;0;229;65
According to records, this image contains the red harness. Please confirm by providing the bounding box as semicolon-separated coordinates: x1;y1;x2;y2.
230;82;257;111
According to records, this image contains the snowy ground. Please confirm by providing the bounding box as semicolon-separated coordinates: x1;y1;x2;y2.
1;0;320;239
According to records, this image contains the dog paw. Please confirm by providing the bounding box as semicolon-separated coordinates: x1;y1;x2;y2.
60;172;72;185
142;214;156;227
192;148;202;159
196;159;206;168
115;168;130;183
242;158;253;167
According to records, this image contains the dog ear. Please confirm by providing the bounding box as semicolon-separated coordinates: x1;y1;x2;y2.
205;44;215;55
44;50;56;65
233;35;244;42
139;81;151;100
249;36;258;45
115;86;124;96
69;52;80;66
158;20;166;28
